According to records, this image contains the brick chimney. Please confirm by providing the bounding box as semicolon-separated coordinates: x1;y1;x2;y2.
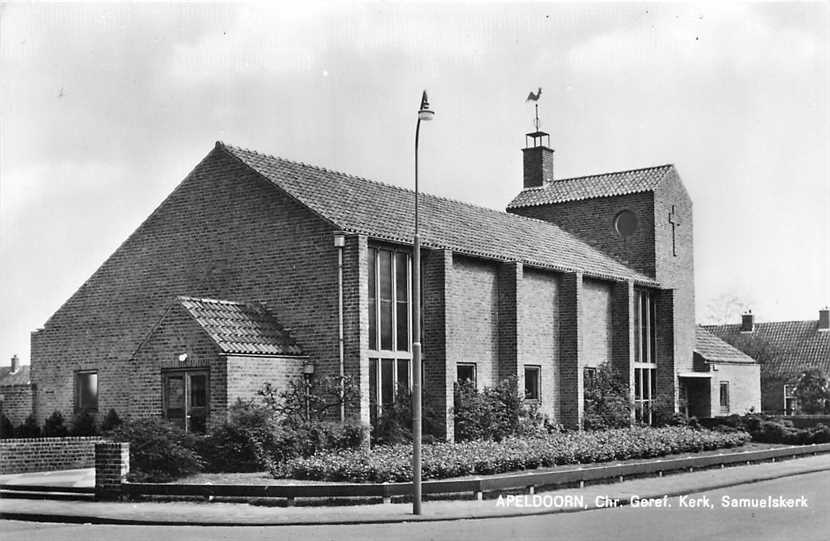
10;354;19;374
740;310;755;333
819;307;829;332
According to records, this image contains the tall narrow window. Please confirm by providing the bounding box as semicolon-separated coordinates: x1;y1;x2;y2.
369;251;377;350
524;366;541;401
395;252;409;352
367;246;412;424
634;290;657;424
379;250;393;350
719;382;730;415
75;371;98;413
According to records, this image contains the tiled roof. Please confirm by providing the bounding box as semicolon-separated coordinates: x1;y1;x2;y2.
178;296;304;356
507;164;674;208
219;143;656;285
695;326;757;364
704;321;830;377
0;365;31;386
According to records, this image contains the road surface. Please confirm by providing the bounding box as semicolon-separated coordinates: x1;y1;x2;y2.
3;469;829;541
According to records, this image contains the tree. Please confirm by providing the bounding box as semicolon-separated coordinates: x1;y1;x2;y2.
702;293;753;325
794;368;829;414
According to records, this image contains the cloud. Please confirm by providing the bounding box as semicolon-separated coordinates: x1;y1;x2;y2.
0;161;125;233
161;3;490;87
566;4;822;77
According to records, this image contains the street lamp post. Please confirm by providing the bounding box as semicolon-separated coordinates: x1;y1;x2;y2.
412;90;434;516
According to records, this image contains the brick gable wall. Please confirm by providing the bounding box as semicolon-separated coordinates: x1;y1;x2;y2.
509;192;656;277
30;147;341;424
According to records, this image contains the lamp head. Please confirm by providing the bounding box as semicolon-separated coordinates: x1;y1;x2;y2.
418;90;434;121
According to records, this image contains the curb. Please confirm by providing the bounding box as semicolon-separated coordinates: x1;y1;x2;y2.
2;464;828;526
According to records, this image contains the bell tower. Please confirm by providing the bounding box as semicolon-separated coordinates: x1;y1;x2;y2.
522;102;554;188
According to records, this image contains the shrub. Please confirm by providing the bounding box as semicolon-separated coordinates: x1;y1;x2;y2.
372;385;441;445
0;413;14;439
199;399;281;473
201;392;369;474
43;411;68;437
453;377;529;442
100;409;122;432
750;419;830;445
15;414;40;438
109;417;203;482
283;426;750;483
583;364;632;430
69;410;98;436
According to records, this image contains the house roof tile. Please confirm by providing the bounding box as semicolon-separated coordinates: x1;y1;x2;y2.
219;143;657;285
507;164;674;208
0;365;31;386
695;326;757;364
178;296;304;356
703;321;830;377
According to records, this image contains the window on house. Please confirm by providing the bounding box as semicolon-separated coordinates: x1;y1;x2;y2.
634;289;657;424
75;371;98;413
784;384;798;415
457;363;477;386
369;247;410;353
163;370;209;433
584;367;598;392
720;381;730;415
524;366;541;401
634;290;657;365
368;246;412;425
634;367;657;424
369;358;411;424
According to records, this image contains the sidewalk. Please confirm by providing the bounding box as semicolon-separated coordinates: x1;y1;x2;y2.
2;453;829;526
0;468;94;488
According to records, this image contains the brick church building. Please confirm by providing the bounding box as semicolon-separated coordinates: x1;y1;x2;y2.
29;127;760;438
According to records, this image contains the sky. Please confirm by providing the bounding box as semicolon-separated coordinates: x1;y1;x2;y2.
0;2;828;366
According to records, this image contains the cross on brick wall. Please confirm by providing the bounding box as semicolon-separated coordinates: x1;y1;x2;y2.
668;205;681;256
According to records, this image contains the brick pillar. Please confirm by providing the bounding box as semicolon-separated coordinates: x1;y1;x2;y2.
497;261;522;386
342;234;371;429
423;249;454;441
95;442;129;500
612;280;636;421
655;289;677;411
559;272;584;429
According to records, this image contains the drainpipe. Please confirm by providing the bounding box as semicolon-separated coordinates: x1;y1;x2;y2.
334;232;346;422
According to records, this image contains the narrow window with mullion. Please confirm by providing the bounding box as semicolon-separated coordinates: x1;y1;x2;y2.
379;250;393;350
395;252;409;351
369;248;378;350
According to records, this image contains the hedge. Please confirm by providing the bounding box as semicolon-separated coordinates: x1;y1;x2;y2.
282;426;751;483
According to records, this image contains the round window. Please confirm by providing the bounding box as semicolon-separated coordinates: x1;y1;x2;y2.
614;210;638;238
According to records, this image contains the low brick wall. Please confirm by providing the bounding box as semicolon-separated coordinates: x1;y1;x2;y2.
0;436;104;474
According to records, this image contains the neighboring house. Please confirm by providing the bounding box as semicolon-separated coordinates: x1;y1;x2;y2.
690;327;761;417
705;309;830;414
29;125;760;438
0;355;35;426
